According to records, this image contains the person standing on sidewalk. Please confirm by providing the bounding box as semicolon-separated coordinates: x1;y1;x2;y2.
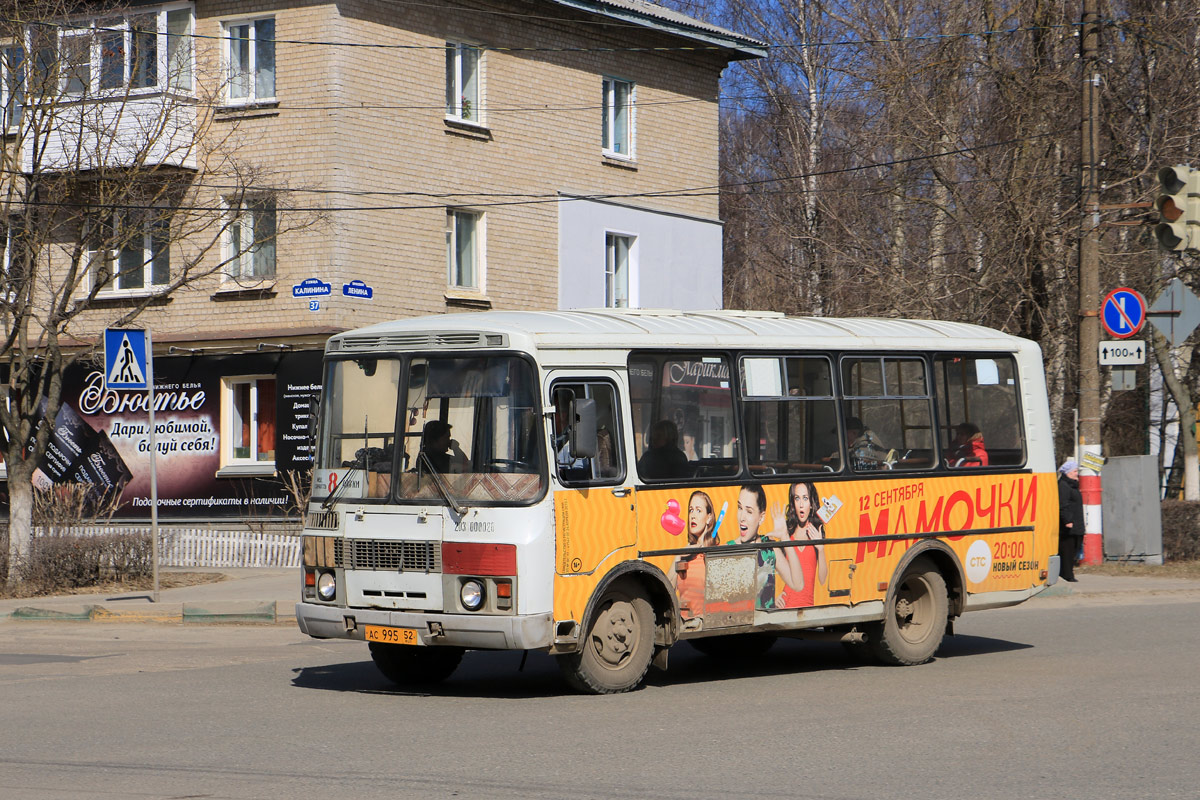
1058;459;1084;582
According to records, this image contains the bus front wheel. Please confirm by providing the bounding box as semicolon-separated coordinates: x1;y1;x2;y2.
369;642;464;686
558;582;654;694
868;557;948;666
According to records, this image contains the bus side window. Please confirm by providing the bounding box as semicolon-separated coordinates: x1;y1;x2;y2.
840;356;936;472
740;355;838;475
934;355;1025;468
552;381;625;485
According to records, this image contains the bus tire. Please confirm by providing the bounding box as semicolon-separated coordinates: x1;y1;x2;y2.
557;582;654;694
369;642;464;686
688;633;777;660
868;557;948;666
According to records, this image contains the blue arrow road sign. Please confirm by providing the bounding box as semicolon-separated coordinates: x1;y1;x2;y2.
1101;288;1146;339
104;328;150;390
292;278;332;298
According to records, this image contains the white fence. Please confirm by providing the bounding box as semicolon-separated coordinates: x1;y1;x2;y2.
161;528;302;568
33;525;302;569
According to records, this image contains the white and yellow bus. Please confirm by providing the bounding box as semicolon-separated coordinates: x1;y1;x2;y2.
296;310;1061;693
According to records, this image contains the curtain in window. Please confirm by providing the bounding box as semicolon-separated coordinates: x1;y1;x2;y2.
251;200;276;278
255;19;275;98
167;9;192;91
132;16;157;88
257;379;276;461
228;25;250;98
99;26;124;89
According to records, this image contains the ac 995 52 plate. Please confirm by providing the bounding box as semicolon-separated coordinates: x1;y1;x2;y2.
364;625;419;645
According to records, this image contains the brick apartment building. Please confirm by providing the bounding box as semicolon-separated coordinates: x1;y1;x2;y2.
0;0;764;523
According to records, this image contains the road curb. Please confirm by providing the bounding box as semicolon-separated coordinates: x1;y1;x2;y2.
2;600;288;625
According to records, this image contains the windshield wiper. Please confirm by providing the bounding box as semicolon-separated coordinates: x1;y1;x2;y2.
416;451;466;517
322;416;370;510
321;465;361;510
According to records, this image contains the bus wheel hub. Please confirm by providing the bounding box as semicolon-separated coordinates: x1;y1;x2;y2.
594;600;636;666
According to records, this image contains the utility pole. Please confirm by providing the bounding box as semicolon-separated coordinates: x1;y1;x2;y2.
1078;0;1103;564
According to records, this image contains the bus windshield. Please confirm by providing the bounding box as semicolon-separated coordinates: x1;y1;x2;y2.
316;354;545;505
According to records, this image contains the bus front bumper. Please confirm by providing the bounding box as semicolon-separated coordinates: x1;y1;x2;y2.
295;602;555;651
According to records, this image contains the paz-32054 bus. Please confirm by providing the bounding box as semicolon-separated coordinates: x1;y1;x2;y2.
295;310;1061;693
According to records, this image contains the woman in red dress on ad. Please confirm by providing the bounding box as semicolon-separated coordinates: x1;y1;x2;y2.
775;481;829;608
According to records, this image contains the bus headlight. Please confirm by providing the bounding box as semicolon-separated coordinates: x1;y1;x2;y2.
317;571;337;601
460;579;485;611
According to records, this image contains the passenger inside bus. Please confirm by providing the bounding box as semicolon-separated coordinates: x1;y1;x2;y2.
420;420;469;473
637;419;691;479
945;422;988;467
826;416;890;470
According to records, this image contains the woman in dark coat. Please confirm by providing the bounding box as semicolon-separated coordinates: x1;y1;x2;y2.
1057;459;1084;582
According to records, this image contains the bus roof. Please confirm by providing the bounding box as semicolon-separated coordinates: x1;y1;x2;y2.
330;309;1035;354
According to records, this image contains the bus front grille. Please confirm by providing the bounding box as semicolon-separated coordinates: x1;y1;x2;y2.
336;539;442;572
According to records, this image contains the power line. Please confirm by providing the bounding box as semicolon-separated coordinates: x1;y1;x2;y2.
3;128;1067;213
2;14;1095;55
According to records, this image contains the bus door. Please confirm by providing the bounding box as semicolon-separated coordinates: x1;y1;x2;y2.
549;375;637;576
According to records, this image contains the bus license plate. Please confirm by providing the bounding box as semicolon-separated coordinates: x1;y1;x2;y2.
364;625;419;645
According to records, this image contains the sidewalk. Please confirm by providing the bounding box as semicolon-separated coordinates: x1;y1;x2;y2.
2;569;1199;625
0;568;299;625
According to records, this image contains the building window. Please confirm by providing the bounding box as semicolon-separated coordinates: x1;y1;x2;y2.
95;212;171;294
165;8;193;92
605;233;633;308
35;8;193;98
602;77;634;157
446;209;482;289
224;17;275;103
445;42;481;123
0;44;21;130
225;198;277;281
59;31;92;94
2;218;25;291
222;376;276;467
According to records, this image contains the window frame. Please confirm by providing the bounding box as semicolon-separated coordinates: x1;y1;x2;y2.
221;14;276;105
739;353;840;477
934;352;1027;469
604;232;635;309
838;354;937;473
223;197;277;283
1;42;24;130
218;374;278;475
33;5;194;99
446;208;484;291
628;350;740;483
444;41;482;126
92;210;171;296
601;76;635;159
551;378;626;487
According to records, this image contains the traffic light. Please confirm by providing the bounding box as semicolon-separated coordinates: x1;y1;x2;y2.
1155;165;1200;252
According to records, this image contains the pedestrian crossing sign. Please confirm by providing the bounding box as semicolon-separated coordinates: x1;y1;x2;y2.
104;328;150;390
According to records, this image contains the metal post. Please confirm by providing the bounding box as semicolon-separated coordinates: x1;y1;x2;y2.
147;329;159;602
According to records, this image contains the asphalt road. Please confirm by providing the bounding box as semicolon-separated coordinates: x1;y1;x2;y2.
1;592;1197;800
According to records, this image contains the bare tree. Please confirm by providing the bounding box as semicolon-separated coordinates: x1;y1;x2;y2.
0;1;319;585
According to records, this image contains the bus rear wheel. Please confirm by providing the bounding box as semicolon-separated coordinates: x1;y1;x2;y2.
369;642;464;686
558;582;654;694
868;557;948;666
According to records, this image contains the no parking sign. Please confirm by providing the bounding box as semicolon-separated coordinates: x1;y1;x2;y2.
1101;288;1146;339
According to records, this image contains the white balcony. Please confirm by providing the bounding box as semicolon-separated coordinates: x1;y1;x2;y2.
20;94;198;174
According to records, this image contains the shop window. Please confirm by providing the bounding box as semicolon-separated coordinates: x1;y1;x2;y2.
220;376;276;473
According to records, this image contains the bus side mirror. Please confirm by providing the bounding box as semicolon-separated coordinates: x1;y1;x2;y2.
569;398;597;459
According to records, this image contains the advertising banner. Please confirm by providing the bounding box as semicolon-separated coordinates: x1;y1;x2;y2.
8;350;324;519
